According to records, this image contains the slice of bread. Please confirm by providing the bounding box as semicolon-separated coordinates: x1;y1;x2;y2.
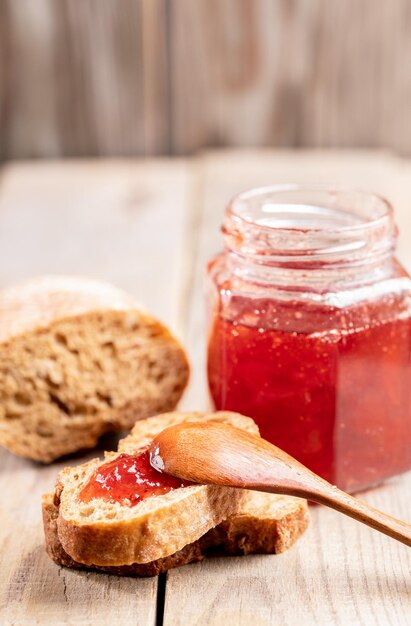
0;276;189;462
43;490;309;577
42;411;309;574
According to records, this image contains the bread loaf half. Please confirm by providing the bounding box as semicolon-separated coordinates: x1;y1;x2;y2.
42;411;309;572
0;276;189;462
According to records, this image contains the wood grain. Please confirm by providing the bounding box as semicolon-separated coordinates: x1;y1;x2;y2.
0;158;191;325
163;480;411;626
0;151;411;626
0;0;171;158
0;158;190;625
168;149;411;626
2;1;411;157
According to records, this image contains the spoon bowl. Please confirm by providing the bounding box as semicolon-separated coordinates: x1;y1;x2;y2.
150;421;411;547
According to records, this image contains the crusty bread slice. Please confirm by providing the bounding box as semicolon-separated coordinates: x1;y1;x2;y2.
0;276;189;462
50;412;257;566
42;411;309;573
43;490;309;577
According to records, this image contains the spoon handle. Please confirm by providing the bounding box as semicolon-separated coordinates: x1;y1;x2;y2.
257;480;411;546
308;485;411;547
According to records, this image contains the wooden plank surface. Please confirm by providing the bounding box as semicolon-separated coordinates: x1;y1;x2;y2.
167;150;411;626
0;0;169;158
0;150;410;626
0;158;191;625
2;1;411;158
0;158;190;325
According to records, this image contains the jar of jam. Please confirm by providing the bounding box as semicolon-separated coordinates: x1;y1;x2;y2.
206;185;411;493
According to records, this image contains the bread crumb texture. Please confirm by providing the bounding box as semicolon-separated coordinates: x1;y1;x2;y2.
0;276;189;461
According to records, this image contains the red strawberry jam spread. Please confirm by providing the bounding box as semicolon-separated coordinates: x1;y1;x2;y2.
208;291;411;492
79;450;192;506
206;186;411;493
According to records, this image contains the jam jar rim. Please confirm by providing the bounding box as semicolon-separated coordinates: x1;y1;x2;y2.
223;184;397;269
226;184;394;236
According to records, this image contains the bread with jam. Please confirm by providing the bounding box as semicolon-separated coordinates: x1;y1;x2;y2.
42;411;310;575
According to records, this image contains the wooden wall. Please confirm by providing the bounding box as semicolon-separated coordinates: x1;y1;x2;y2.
1;0;411;159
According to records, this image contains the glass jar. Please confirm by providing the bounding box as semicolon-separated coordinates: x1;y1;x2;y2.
206;185;411;493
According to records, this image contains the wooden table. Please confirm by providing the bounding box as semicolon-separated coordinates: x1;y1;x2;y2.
0;150;410;626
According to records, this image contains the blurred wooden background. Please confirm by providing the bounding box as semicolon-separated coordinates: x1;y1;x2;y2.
1;0;411;159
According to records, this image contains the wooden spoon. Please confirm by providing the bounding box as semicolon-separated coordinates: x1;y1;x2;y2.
149;421;411;547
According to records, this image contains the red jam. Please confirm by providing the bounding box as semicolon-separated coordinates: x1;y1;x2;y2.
206;186;411;493
208;291;411;493
79;451;192;506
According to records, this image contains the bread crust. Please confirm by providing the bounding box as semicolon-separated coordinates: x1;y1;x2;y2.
42;490;309;577
0;276;189;462
0;275;137;342
57;481;244;566
43;491;205;576
45;412;309;570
